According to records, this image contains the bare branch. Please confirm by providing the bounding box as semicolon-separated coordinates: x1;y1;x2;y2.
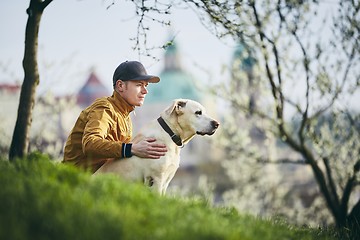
323;157;341;208
341;174;358;218
39;0;53;11
257;158;306;165
116;0;173;59
291;31;310;146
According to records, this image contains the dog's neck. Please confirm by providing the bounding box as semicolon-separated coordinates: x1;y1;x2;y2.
181;133;196;145
159;114;196;146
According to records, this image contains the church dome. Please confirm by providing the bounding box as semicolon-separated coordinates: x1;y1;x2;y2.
145;41;200;103
146;70;200;103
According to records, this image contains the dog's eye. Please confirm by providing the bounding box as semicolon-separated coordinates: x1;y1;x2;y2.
195;110;202;116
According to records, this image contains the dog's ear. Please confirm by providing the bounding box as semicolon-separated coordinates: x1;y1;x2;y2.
165;100;187;116
175;100;187;115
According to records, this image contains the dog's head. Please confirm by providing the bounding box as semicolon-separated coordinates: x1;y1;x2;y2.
165;99;219;136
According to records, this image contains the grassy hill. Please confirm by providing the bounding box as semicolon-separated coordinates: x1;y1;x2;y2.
0;153;339;240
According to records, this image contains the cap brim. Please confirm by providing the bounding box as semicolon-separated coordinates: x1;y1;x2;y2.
129;75;160;83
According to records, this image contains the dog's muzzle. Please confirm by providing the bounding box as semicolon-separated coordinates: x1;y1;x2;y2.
196;120;219;136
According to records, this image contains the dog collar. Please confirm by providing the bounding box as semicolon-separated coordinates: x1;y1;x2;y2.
157;117;183;147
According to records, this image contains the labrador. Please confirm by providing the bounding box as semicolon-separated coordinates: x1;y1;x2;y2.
94;99;219;195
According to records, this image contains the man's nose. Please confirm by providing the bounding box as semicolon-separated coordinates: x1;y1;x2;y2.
142;86;148;94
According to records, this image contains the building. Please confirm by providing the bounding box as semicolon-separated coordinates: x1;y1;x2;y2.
76;71;110;108
0;70;110;158
0;83;21;156
223;41;317;214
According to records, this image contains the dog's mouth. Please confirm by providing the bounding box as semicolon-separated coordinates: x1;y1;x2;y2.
196;129;217;136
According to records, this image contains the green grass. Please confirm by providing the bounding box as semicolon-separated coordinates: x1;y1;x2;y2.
0;153;338;240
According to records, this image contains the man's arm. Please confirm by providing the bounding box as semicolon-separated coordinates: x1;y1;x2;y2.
82;105;124;159
82;103;166;160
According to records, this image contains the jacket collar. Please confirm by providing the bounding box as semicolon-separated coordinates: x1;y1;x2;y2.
110;90;135;115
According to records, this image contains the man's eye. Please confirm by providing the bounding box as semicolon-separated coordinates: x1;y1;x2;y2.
195;111;202;116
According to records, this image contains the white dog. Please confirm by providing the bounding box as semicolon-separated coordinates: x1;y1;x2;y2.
94;99;219;195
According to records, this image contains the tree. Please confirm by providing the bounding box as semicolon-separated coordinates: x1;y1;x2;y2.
126;0;360;235
184;0;360;235
9;0;53;160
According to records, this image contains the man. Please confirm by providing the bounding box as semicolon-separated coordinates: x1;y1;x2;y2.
63;60;167;173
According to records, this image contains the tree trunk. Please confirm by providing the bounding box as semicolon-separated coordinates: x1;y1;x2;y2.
9;0;52;161
346;199;360;239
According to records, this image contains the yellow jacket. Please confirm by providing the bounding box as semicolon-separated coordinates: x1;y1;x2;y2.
63;90;135;172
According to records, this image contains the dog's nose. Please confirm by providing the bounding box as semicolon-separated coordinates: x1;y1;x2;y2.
211;120;219;129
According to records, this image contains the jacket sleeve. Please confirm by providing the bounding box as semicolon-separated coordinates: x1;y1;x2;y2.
81;103;125;159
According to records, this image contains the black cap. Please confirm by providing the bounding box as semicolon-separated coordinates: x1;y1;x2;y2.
112;61;160;86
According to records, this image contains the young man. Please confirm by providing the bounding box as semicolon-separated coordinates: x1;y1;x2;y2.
63;61;167;172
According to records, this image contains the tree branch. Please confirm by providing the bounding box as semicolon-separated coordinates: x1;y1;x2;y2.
302;147;343;222
340;153;360;221
257;158;306;165
323;157;341;209
307;37;356;124
292;30;310;147
40;0;53;11
341;174;357;218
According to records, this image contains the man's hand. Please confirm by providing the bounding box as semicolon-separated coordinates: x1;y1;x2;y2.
131;138;167;159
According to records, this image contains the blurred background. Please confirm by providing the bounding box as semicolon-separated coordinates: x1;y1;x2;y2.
1;0;359;229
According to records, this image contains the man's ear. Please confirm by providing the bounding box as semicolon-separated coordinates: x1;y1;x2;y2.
115;80;125;92
165;99;187;116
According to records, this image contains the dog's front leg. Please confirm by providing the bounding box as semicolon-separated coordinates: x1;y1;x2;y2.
161;169;177;195
161;181;170;195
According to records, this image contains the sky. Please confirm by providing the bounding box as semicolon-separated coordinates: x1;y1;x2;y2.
0;0;236;96
1;1;359;113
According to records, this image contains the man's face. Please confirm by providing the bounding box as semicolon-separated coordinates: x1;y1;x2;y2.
117;80;149;106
